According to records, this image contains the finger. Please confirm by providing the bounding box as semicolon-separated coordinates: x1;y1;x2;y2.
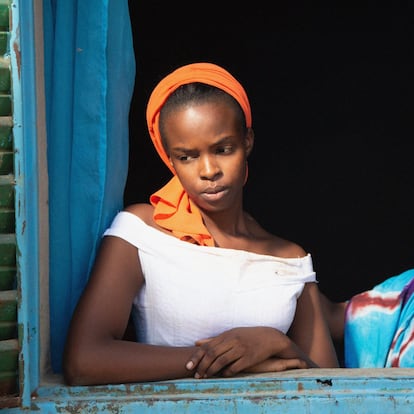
246;358;308;374
197;343;242;378
186;337;215;374
185;347;207;372
270;358;308;371
194;337;213;346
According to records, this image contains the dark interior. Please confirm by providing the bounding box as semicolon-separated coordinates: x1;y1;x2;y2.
125;3;413;303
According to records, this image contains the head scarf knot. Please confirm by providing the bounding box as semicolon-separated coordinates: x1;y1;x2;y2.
146;62;252;246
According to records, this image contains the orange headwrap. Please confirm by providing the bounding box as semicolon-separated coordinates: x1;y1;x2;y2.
146;62;252;246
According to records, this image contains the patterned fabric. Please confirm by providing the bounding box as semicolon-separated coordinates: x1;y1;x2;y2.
344;269;414;367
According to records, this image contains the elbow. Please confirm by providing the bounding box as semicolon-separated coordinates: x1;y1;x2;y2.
63;360;82;386
63;346;92;386
63;363;82;386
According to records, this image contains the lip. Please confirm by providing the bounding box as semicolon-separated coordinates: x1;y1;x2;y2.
200;186;228;201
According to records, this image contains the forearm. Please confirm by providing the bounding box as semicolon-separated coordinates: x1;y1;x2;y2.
277;336;318;368
63;339;197;385
288;283;340;368
284;328;339;369
247;326;318;368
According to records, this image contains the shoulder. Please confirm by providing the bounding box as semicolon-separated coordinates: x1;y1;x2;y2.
124;203;155;225
269;235;307;259
123;203;170;235
246;213;307;258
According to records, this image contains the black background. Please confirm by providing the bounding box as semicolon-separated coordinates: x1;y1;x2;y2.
125;3;413;302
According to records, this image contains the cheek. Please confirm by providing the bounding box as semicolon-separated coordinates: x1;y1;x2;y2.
174;166;195;188
231;155;248;180
168;157;175;170
243;160;249;185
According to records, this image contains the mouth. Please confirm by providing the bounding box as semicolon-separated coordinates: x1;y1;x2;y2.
201;186;228;201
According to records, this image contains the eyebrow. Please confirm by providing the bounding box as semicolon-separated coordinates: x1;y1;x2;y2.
170;136;235;152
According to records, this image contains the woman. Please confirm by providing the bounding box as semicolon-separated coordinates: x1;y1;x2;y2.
63;62;338;385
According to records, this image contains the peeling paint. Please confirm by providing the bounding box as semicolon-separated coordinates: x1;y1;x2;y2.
316;378;333;387
12;36;20;80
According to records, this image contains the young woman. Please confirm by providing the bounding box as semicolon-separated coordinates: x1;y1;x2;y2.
63;62;339;385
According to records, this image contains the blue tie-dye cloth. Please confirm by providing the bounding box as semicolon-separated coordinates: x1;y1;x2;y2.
344;269;414;368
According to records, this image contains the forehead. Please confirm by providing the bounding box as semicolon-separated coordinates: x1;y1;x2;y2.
164;101;239;129
159;90;246;148
161;98;242;132
160;85;244;123
163;102;243;148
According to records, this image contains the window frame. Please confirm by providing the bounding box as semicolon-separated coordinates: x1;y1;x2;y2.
6;0;414;412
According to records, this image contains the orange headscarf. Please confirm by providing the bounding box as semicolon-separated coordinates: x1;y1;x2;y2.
146;62;252;246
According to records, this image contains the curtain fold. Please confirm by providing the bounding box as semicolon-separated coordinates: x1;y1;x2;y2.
43;0;135;372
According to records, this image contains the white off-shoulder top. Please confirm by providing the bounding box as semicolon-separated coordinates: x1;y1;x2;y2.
104;211;316;347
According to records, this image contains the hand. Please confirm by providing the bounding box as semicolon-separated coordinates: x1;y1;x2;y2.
244;357;308;373
185;327;291;379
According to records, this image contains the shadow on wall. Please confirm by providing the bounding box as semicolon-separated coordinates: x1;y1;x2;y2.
125;2;413;302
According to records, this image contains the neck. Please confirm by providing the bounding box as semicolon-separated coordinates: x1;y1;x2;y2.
200;207;251;239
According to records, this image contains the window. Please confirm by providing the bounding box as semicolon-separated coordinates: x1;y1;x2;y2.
0;0;18;405
3;1;414;412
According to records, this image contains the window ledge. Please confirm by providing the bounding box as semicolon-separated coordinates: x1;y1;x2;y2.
11;369;414;413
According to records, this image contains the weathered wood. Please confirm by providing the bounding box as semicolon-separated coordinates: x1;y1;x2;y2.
0;266;15;290
0;175;14;208
0;234;16;266
0;94;10;116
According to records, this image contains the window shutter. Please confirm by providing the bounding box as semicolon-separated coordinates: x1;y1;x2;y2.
0;0;19;405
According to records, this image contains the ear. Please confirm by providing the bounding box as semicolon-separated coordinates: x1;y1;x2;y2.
245;127;254;157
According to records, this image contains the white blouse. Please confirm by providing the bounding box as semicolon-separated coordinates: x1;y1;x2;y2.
104;211;316;347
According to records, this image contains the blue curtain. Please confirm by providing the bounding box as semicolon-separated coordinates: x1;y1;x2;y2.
43;0;136;373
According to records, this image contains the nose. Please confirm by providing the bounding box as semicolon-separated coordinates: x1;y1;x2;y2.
199;154;221;180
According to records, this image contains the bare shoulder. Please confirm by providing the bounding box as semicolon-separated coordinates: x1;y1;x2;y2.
124;203;175;236
246;213;307;259
124;203;155;225
268;233;307;259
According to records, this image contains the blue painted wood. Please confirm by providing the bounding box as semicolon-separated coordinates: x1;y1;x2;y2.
7;0;414;412
6;370;414;413
10;0;41;408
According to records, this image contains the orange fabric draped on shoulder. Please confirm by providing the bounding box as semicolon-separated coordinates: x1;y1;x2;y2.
146;62;252;246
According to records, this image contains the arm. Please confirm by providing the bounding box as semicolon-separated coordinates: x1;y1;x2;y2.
185;282;339;379
288;282;339;368
319;290;347;343
186;326;313;379
63;235;198;385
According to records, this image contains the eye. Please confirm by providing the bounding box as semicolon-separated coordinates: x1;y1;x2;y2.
216;145;233;155
178;154;190;162
174;152;198;162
